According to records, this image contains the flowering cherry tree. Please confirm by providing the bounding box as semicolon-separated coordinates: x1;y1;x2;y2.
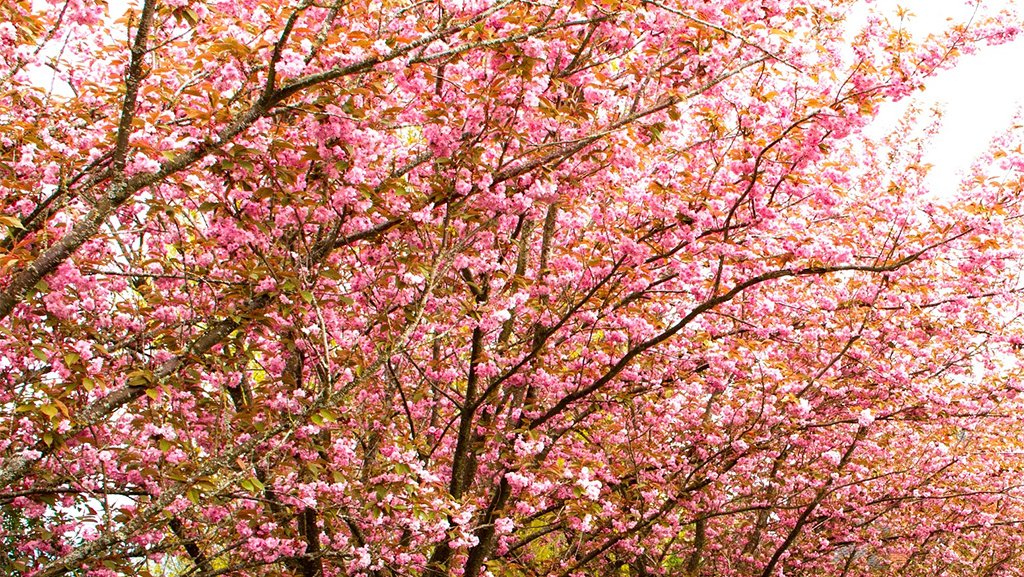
2;0;1024;576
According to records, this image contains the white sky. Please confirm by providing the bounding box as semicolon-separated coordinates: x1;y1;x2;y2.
861;0;1024;195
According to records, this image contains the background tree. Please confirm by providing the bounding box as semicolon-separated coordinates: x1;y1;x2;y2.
2;0;1024;576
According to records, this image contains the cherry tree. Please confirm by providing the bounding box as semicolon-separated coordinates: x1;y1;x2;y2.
2;0;1024;576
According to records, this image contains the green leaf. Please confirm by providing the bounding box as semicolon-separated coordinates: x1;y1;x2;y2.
127;371;151;387
167;470;188;482
0;214;24;229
